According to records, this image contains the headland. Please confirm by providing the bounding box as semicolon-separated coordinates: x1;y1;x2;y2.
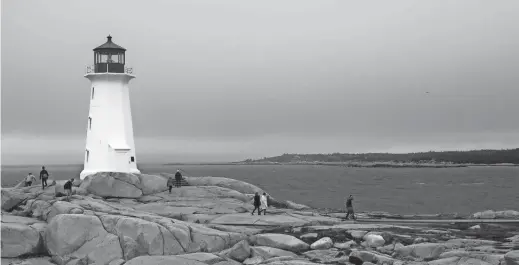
224;148;519;168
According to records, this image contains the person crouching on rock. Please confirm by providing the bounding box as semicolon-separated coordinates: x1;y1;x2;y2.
167;175;175;193
64;178;74;201
345;194;356;220
251;192;261;215
175;170;182;188
24;173;37;187
260;192;268;215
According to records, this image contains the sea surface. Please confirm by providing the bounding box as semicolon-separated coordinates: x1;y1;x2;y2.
2;164;518;215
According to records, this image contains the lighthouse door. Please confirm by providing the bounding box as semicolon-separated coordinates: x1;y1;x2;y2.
114;151;129;172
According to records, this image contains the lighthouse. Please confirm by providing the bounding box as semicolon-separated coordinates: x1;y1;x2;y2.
80;35;141;179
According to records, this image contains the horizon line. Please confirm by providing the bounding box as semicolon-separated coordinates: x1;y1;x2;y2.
2;147;516;167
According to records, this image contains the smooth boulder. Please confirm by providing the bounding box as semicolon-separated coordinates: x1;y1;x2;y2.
137;173;168;195
252;233;310;253
222;240;251;262
45;214;124;265
125;256;208;265
251;246;298;259
181;176;265;195
350;250;395;265
78;172;169;198
457;257;493;265
349;230;368;239
394;242;447;260
0;257;56;265
334;240;357;249
243;256;264;265
1;189;35;211
179;176;307;210
300;233;318;240
80;172;143;198
285;200;311;210
505;251;519;265
175;253;225;264
1;222;46;258
428;257;462;265
303;249;349;263
44;201;85;221
363;233;385;248
310;237;333;250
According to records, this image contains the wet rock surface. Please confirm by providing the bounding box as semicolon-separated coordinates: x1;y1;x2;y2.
1;173;518;265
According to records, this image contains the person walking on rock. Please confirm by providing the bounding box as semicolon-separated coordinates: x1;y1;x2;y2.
167;175;175;193
260;192;268;215
175;170;182;188
24;173;37;187
40;166;49;189
345;194;356;220
251;192;261;215
64;178;74;201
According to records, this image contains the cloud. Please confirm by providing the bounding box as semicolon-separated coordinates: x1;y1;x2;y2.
2;0;519;164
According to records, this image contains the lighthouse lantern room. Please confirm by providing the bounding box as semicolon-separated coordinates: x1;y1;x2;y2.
80;35;141;179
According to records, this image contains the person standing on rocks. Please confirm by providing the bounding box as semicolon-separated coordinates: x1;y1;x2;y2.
251;192;261;215
167;175;175;193
24;173;37;187
345;195;356;220
64;178;74;201
40;166;49;189
260;192;268;215
175;170;182;188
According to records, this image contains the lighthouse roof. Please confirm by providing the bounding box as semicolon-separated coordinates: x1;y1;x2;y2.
94;35;126;51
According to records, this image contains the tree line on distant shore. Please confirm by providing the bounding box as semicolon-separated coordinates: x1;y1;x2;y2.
244;148;519;164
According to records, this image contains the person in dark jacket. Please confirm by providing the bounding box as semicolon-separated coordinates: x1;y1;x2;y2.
40;166;49;189
167;175;175;193
251;192;261;215
345;195;356;220
64;178;74;201
175;170;182;188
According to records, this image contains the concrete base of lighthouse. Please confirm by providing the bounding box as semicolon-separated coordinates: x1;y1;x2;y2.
79;168;141;180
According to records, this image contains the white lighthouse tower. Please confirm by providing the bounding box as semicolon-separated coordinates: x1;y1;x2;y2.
80;35;141;179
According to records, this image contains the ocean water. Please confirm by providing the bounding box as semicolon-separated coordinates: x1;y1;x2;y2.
2;164;518;215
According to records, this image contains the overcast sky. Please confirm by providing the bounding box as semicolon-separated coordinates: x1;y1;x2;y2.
2;0;519;165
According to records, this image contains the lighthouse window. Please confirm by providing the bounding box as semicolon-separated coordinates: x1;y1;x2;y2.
130;156;135;162
86;150;90;162
91;87;95;99
88;117;92;130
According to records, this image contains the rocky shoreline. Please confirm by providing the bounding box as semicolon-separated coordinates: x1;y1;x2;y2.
1;172;518;265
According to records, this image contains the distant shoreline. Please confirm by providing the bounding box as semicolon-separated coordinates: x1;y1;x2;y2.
164;162;519;168
2;162;517;169
237;148;519;167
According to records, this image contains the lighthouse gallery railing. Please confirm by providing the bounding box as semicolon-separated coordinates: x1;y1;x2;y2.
85;65;133;74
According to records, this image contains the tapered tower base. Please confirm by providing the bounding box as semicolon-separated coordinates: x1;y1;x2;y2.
80;168;141;180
